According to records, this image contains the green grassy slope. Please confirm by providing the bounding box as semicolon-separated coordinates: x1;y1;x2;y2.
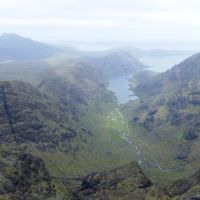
123;53;200;185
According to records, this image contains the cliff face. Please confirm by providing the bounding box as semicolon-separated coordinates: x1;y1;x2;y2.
0;81;82;147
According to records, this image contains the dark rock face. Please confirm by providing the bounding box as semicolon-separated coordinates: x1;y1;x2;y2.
170;112;184;126
184;130;198;141
76;161;168;200
143;115;155;131
10;154;52;198
0;81;82;146
0;151;54;200
187;195;200;200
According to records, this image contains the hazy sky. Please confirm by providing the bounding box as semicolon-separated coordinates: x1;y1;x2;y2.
1;0;200;49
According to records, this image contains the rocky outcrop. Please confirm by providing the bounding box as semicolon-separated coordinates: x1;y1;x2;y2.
0;151;54;200
184;130;198;141
166;169;200;199
1;152;200;200
75;161;168;200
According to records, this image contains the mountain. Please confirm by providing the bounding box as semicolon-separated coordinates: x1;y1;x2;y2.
115;46;194;58
0;56;143;178
81;50;147;81
74;46;193;58
0;37;152;198
0;35;147;179
0;80;83;145
122;52;200;184
0;62;147;199
135;52;200;96
0;34;199;199
0;33;60;61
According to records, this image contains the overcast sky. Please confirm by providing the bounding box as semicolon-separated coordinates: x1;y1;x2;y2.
1;0;200;49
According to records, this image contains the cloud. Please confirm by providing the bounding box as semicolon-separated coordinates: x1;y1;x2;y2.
0;0;200;48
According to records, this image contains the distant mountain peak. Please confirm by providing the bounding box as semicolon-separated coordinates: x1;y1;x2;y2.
0;33;61;61
0;33;31;41
1;32;21;37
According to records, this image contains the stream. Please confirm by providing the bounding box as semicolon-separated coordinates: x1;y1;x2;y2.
118;110;184;173
108;75;184;173
120;109;184;172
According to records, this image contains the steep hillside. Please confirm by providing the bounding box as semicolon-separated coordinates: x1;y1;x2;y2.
36;62;139;176
0;34;148;179
0;60;139;179
123;52;200;184
2;34;198;197
0;80;84;145
135;52;200;96
0;33;60;61
0;35;199;198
